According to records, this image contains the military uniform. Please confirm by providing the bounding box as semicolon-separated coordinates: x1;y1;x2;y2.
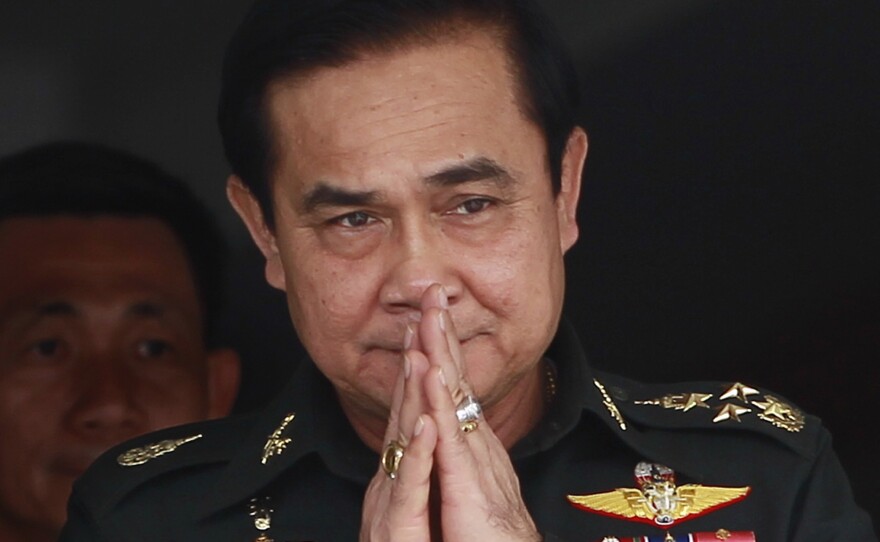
61;321;875;541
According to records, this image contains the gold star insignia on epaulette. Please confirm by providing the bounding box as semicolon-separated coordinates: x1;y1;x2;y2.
261;413;296;464
636;392;713;412
713;403;751;424
117;434;203;466
719;382;760;403
752;395;805;432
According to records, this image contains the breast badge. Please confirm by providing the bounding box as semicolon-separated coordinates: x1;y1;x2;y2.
248;496;275;542
568;462;753;540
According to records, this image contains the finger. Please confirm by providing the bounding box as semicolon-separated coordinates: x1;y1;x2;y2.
381;348;408;446
424;366;484;489
419;306;468;404
424;368;541;542
385;414;437;532
396;349;429;447
421;284;474;397
364;415;437;542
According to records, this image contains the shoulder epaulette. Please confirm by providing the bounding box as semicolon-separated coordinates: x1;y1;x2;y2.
72;412;258;517
594;371;823;459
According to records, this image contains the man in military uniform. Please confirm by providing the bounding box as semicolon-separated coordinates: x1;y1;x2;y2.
0;143;240;542
61;1;875;540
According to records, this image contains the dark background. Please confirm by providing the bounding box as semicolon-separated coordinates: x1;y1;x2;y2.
1;0;877;523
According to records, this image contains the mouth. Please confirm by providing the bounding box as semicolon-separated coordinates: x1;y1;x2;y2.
364;330;484;354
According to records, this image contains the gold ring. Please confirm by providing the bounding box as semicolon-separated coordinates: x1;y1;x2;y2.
460;420;479;433
455;394;483;433
380;440;405;479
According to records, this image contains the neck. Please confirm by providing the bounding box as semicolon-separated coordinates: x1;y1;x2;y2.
344;361;548;453
480;361;547;449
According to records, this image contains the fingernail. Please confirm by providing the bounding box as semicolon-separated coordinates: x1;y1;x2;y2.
438;311;446;332
404;324;414;350
414;415;425;436
404;353;412;379
439;286;449;309
438;367;447;386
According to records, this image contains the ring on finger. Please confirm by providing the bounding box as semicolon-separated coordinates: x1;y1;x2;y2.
381;440;406;480
455;394;483;433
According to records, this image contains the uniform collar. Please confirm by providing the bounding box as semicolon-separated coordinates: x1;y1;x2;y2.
197;359;375;518
510;317;625;459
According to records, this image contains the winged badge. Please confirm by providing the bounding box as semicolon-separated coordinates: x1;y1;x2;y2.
567;462;750;527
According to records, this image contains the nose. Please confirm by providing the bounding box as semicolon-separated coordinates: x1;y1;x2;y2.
65;355;144;442
378;221;463;312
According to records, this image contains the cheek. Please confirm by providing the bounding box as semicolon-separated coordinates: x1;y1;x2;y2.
0;373;66;432
468;218;562;312
129;369;211;426
284;251;380;345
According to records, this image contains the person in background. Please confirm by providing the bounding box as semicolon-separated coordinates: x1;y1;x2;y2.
0;142;240;542
61;1;874;540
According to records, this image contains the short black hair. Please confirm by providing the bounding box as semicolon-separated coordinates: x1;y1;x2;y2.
218;0;580;228
0;141;226;344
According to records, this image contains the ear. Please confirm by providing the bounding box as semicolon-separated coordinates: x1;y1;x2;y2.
204;348;241;418
556;127;587;253
227;175;286;291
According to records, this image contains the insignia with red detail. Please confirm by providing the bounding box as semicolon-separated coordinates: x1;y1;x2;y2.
595;531;754;541
568;462;750;528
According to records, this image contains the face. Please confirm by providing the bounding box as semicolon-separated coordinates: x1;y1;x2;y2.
232;33;585;426
0;217;238;539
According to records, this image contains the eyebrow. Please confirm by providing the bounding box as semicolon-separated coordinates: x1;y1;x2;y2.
128;302;166;318
301;183;380;214
300;157;514;214
36;301;77;317
424;157;514;188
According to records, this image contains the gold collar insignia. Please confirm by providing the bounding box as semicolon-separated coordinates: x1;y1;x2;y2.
117;434;203;467
262;413;296;465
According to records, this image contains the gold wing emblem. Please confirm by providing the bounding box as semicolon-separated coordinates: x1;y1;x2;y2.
567;488;650;520
567;462;751;527
674;484;750;518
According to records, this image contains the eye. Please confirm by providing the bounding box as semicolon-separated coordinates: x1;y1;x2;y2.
30;339;65;359
449;198;493;215
136;339;173;359
21;337;71;365
332;211;376;228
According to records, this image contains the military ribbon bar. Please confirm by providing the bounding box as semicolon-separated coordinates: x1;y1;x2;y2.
596;532;755;542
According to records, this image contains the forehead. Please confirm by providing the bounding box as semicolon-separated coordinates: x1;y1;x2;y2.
0;217;201;318
265;32;545;187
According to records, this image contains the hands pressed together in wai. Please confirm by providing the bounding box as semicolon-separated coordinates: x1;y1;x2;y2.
360;284;542;542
